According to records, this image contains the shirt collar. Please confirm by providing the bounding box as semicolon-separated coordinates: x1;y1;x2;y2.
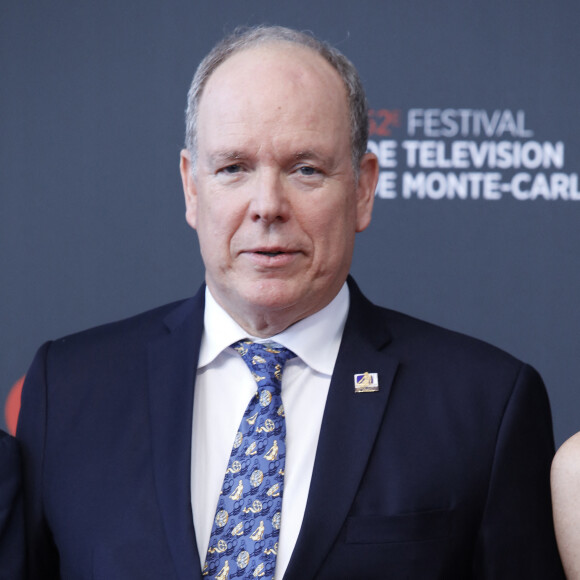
199;283;349;376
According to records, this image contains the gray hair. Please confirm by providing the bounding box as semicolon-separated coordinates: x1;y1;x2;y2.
184;25;369;174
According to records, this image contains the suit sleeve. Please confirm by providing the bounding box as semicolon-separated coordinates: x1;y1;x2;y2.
16;342;61;579
0;430;25;580
473;363;565;578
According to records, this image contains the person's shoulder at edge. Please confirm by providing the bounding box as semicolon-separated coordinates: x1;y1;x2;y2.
552;431;580;579
0;427;19;457
0;429;25;580
553;431;580;479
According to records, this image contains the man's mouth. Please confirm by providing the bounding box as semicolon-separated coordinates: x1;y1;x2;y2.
245;249;299;267
256;251;284;257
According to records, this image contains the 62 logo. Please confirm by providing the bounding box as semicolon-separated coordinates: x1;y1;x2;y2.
369;109;401;137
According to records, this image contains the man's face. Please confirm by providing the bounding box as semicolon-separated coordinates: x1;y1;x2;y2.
180;43;378;335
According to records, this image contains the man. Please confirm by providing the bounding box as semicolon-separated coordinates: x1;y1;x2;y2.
0;429;24;579
17;25;563;579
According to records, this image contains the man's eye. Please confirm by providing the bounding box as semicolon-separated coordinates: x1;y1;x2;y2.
298;166;318;176
221;164;241;174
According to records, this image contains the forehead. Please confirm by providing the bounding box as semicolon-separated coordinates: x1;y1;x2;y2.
196;43;350;146
204;41;346;98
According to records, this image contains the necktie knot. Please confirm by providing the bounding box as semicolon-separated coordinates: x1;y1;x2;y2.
232;340;296;395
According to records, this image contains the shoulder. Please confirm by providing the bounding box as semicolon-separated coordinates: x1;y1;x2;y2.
45;292;202;358
552;432;580;485
23;291;204;392
349;276;520;363
347;278;538;404
552;432;580;578
0;430;20;506
0;430;23;577
54;298;189;344
0;429;19;467
357;291;523;372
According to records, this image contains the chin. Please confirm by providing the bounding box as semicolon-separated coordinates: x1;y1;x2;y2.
241;279;304;312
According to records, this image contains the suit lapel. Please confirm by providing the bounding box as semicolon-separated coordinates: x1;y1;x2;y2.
284;280;399;580
147;287;205;580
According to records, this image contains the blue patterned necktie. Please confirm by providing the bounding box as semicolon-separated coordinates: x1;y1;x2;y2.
203;340;296;580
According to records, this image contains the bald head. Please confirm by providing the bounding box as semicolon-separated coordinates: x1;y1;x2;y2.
184;25;370;174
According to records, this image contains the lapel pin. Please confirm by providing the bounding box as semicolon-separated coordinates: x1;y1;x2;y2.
354;372;379;393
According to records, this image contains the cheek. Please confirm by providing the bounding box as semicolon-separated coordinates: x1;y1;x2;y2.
306;197;356;241
300;206;355;272
196;197;245;250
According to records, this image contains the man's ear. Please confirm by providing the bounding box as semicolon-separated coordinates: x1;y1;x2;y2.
355;152;379;233
180;149;198;230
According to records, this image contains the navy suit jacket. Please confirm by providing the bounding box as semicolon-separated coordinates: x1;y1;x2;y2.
0;430;25;579
17;279;564;578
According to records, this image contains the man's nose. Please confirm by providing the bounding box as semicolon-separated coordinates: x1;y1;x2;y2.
249;170;290;224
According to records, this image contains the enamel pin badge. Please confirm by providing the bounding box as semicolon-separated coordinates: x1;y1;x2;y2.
354;372;379;393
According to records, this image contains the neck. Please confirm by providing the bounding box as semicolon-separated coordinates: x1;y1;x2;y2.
207;285;341;339
228;306;305;338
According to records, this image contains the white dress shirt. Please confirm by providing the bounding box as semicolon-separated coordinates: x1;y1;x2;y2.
191;283;349;578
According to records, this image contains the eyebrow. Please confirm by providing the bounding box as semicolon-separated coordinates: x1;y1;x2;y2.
207;151;246;165
205;148;334;168
293;150;331;165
